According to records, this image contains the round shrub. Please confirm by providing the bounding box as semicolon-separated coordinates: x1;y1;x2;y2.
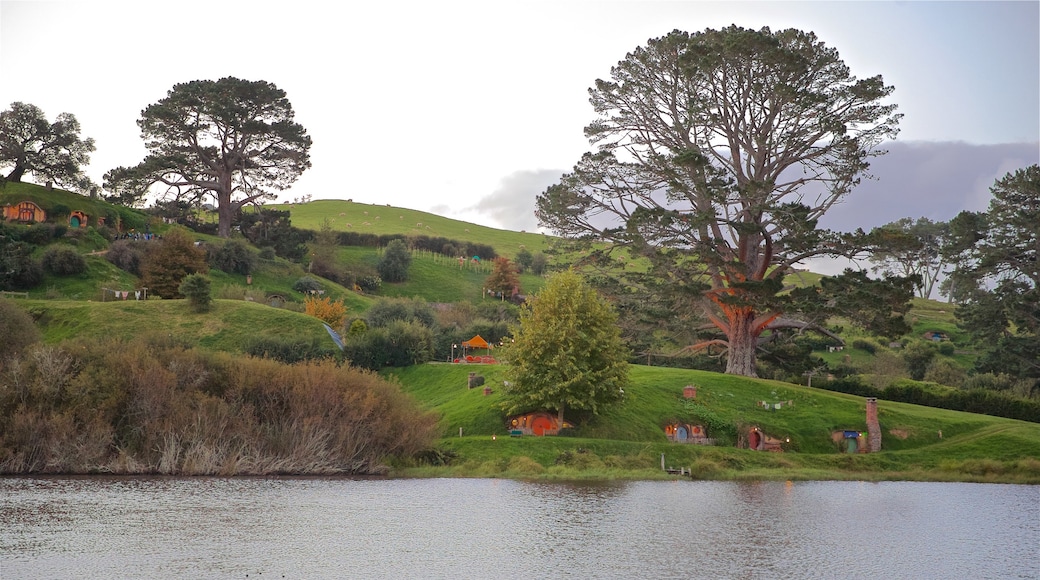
293;276;323;294
42;246;88;276
21;223;56;245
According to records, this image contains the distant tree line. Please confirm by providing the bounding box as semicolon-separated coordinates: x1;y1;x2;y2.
337;231;498;261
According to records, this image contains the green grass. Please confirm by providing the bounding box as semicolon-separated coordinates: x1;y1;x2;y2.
384;362;1040;482
24;298;336;352
269;199;553;259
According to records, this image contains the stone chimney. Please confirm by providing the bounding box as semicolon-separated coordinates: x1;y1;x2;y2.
865;397;881;453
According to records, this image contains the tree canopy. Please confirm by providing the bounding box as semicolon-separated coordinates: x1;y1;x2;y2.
377;239;412;283
536;26;904;376
104;77;312;238
503;270;629;425
944;165;1039;384
141;228;209;299
0;102;96;192
868;217;949;299
484;257;521;298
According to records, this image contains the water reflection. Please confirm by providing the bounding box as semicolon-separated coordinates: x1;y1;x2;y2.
1;477;1037;579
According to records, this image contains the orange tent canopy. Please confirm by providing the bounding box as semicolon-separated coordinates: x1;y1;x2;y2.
462;335;490;349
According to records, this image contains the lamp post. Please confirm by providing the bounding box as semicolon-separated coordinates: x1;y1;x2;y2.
451;344;457;362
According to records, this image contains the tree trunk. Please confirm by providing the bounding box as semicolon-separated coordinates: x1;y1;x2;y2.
557;402;566;432
725;309;759;377
5;164;25;182
217;178;234;238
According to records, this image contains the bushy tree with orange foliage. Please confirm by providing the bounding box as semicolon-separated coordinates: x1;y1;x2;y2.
484;257;520;298
304;295;348;327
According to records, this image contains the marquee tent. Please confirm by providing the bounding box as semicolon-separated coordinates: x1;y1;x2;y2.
462;335;490;350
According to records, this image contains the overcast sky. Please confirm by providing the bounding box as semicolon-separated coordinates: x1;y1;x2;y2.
2;1;1038;236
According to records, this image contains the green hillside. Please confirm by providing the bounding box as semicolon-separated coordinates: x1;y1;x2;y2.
268;199;552;259
23;298;333;352
383;363;1040;482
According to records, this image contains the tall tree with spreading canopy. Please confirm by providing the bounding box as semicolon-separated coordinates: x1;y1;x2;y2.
503;270;629;426
536;26;904;376
0;102;96;192
104;77;312;238
943;165;1039;383
867;217;949;299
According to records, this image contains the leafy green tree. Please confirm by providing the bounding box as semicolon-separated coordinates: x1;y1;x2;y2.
178;274;212;312
484;257;520;298
514;248;533;273
104;78;312;237
868;217;950;298
944;165;1039;383
238;208;309;262
503;270;629;426
141;229;208;298
208;239;256;275
0;102;96;191
529;252;548;275
377;239;411;283
536;27;902;377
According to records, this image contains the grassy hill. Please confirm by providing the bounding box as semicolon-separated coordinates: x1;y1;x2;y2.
23;298;334;352
268;199;552;259
0;181;148;231
383;363;1040;482
4;184;1037;482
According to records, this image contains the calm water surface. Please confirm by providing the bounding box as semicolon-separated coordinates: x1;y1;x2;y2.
1;477;1037;579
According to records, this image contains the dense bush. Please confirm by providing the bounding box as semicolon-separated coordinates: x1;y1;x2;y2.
530;252;548;275
140;229;208;299
356;274;381;293
209;239;256;275
0;241;43;290
243;337;339;364
365;297;436;328
105;240;148;276
304;295;348;326
343;320;434;370
292;276;323;294
41;246;87;276
20;223;56;245
901;341;937;381
377;239;412;283
237;209;310;262
851;339;878;354
515;248;533;273
179;274;212;312
0;338;438;474
0;298;40;363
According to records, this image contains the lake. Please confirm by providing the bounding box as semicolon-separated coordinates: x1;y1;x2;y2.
1;477;1037;579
